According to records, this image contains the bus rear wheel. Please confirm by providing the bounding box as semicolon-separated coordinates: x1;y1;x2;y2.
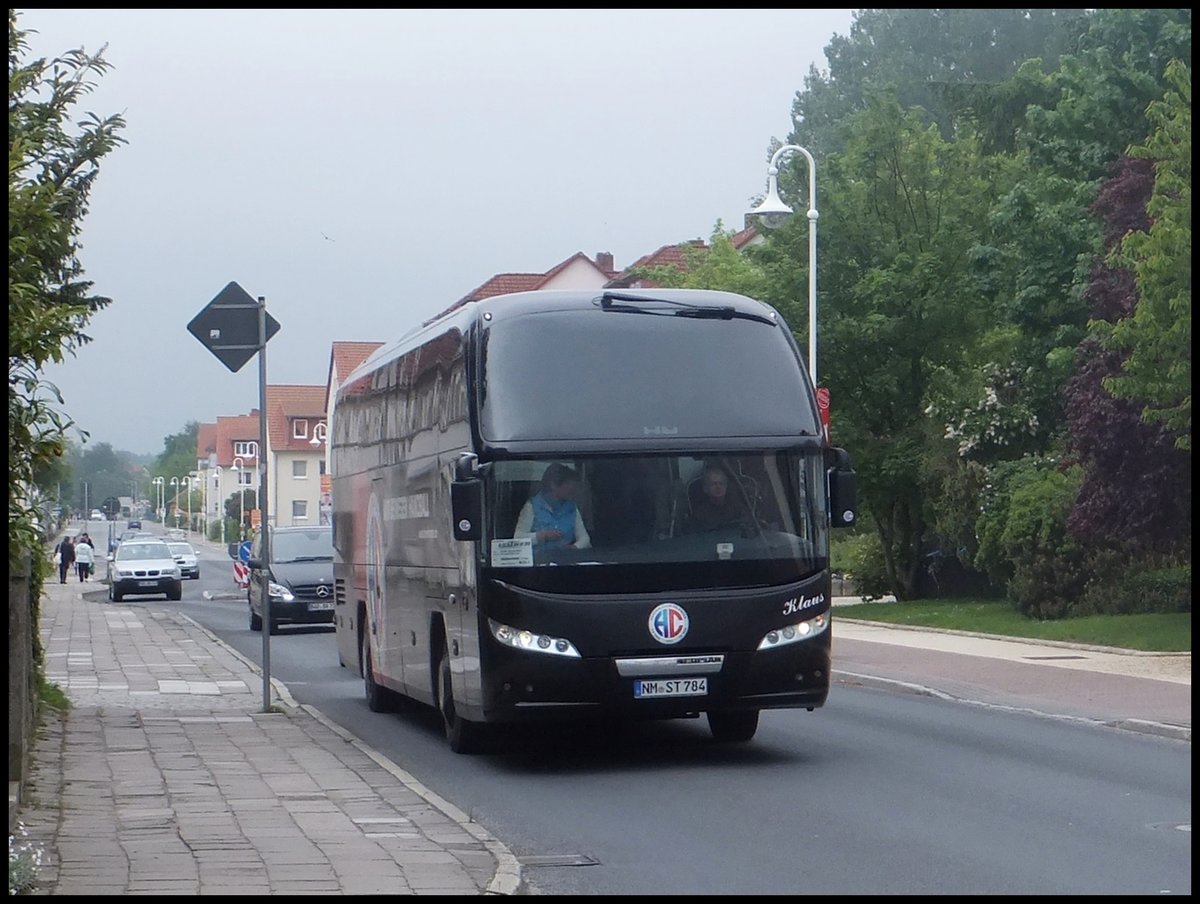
707;709;759;743
436;638;488;754
362;629;394;713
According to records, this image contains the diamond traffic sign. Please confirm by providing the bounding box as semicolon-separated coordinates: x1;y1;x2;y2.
188;281;281;373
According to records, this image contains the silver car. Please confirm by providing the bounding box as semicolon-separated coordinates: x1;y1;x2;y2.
108;539;182;602
167;541;200;580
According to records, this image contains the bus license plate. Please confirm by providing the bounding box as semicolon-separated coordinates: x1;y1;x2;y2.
308;601;334;611
634;678;707;699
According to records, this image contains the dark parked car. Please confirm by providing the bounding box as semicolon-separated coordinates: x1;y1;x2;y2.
247;525;334;634
127;519;142;530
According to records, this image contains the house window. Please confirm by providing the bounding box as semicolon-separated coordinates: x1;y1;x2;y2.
292;500;308;521
293;419;308;439
239;470;253;487
292;460;308;478
234;441;258;458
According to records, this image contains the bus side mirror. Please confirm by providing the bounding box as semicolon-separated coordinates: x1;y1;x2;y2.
451;479;482;541
826;448;856;528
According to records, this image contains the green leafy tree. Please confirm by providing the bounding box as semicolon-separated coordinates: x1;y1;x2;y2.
757;95;1000;598
790;8;1088;158
150;422;202;519
1100;59;1191;450
8;9;126;565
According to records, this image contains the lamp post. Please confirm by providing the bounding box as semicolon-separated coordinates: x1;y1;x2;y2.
184;477;193;534
152;477;165;524
232;457;245;540
169;477;180;528
748;143;819;386
213;466;224;545
310;426;327;526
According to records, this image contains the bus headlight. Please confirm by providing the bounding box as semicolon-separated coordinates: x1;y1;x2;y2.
489;619;580;658
757;611;829;650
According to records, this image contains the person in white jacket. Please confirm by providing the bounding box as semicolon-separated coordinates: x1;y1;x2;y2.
73;536;95;581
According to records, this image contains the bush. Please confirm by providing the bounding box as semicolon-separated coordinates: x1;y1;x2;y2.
832;528;892;600
1008;545;1091;619
1077;563;1192;615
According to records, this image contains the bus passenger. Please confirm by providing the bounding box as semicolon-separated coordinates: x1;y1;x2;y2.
514;464;592;551
683;464;750;533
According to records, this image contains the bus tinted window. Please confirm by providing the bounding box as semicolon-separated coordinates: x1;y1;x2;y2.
479;311;818;442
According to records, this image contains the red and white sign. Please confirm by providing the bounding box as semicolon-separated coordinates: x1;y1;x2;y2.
815;387;831;442
233;561;250;588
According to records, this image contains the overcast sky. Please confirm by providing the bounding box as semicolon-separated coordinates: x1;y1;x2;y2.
17;8;856;455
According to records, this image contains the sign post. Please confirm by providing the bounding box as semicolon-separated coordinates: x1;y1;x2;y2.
189;282;281;713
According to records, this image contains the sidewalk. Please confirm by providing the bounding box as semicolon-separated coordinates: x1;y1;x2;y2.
14;572;522;895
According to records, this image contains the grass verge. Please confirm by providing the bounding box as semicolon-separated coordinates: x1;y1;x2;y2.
834;597;1191;652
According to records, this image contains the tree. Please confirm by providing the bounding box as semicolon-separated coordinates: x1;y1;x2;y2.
8;10;126;564
1101;59;1191;450
790;9;1089;158
760;95;1000;598
149;422;202;519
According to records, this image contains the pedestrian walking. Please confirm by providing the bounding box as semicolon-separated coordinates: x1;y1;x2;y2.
53;535;75;584
74;535;95;581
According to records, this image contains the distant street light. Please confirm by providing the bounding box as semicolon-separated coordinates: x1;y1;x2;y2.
183;477;193;534
213;466;224;545
747;143;819;385
232;457;246;540
152;476;165;524
170;477;180;528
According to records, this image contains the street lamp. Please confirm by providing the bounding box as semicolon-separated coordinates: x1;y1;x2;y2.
183;477;193;534
170;477;180;528
152;477;165;524
748;143;819;385
232;457;246;540
213;466;224;545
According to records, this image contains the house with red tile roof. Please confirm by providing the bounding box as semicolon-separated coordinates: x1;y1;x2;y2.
264;384;328;528
196;410;262;536
323;341;385;446
604;226;762;289
431;250;619;321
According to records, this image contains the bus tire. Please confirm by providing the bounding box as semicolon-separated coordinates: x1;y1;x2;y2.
436;638;487;754
362;629;393;713
707;709;759;743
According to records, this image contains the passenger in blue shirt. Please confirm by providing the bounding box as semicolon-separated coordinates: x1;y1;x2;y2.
514;463;591;551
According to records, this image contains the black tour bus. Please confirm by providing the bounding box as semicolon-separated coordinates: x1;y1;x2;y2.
331;288;856;752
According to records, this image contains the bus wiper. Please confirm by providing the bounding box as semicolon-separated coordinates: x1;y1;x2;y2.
598;291;774;325
672;307;774;325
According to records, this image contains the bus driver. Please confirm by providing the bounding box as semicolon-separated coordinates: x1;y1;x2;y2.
513;463;592;552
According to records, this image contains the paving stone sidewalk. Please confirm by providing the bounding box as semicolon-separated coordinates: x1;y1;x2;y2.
15;577;521;895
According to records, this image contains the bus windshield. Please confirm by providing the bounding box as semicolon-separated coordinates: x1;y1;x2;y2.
483;452;829;592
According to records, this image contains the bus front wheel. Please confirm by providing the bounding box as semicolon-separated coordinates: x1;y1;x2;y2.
436;639;488;754
707;709;759;743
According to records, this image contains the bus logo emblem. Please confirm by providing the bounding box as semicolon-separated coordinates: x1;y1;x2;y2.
648;603;689;645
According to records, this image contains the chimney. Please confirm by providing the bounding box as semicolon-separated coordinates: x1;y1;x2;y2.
596;251;614;273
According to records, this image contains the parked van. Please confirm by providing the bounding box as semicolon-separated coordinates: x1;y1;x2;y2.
247;525;334;634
